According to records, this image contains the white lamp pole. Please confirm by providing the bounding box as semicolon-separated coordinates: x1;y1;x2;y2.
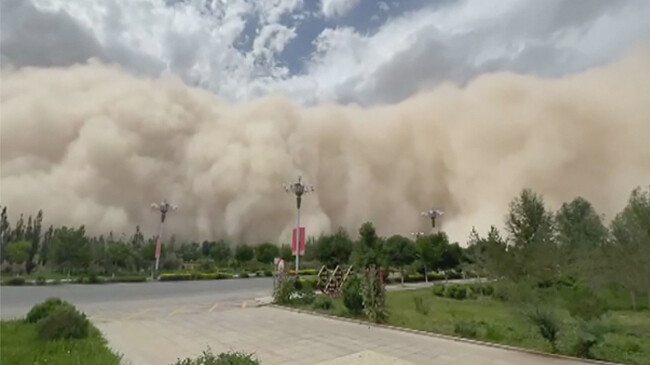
284;176;314;277
150;200;178;276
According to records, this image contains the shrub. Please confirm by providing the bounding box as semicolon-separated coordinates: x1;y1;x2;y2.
444;285;457;298
566;286;607;322
342;276;364;315
454;320;478;339
255;271;263;277
170;349;261;365
295;281;316;305
264;270;273;277
107;276;147;283
198;258;217;273
37;305;89;340
432;285;445;297
86;273;104;284
159;273;193;281
524;307;561;352
239;272;250;279
35;276;47;285
574;320;609;359
480;285;494;296
313;296;334;310
299;277;318;288
4;277;26;286
273;275;296;305
26;298;73;324
453;286;468;300
413;296;430;315
427;272;445;281
404;273;424;283
362;266;388;323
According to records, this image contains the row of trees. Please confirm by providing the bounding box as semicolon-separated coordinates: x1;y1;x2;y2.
464;187;650;310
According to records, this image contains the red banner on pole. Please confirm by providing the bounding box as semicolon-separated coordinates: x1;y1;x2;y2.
155;236;162;259
292;227;305;256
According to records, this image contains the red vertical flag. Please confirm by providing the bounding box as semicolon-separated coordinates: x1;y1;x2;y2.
292;227;306;256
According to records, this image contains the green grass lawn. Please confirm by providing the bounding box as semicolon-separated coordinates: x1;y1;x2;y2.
0;320;122;365
293;288;650;365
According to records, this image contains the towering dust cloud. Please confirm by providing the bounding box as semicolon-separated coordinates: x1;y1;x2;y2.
1;49;650;244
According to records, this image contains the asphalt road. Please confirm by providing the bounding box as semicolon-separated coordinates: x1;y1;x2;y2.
0;277;273;319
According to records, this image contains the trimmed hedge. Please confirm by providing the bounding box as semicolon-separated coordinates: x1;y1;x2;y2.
158;272;234;281
3;277;26;286
288;268;318;276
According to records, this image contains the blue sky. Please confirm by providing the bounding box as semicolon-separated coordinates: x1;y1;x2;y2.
2;0;650;105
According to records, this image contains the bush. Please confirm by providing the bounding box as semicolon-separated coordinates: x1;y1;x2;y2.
298;277;318;288
427;272;445;281
453;286;468;300
342;276;364;315
37;305;89;340
159;273;193;281
264;270;273;277
566;286;607;322
480;285;494;296
4;277;26;286
362;266;388;323
239;272;250;279
444;285;457;298
35;276;47;285
295;281;316;305
524;307;561;352
198;258;217;273
313;296;334;310
26;298;73;324
574;319;609;359
107;276;148;283
454;320;478;339
273;275;297;305
432;285;445;297
85;273;104;284
404;273;424;283
413;296;430;315
170;349;260;365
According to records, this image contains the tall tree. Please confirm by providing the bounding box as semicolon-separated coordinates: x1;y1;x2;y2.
414;234;437;283
255;243;280;264
51;226;90;275
505;189;558;283
384;235;417;285
314;228;353;268
234;244;254;265
40;225;54;266
608;186;650;310
0;206;10;260
352;222;385;269
26;210;43;274
555;197;607;278
5;241;31;274
12;214;25;242
209;240;231;264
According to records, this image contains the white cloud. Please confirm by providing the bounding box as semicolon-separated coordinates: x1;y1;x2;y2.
2;0;649;106
321;0;361;19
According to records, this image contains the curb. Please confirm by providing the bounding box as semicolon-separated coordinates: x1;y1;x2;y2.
269;304;620;365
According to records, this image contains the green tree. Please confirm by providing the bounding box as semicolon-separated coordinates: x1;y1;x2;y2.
0;206;11;260
384;235;416;285
555;197;607;278
201;241;216;257
25;210;43;274
51;226;90;275
415;234;438;283
505;189;558;283
40;225;54;266
179;242;201;262
5;241;31;274
235;244;254;266
12;214;25;242
464;226;509;280
607;186;650;310
279;244;293;263
314;228;352;268
255;243;279;264
352;222;385;269
209;240;231;264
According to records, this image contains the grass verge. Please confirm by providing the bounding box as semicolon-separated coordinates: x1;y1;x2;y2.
289;288;650;365
0;320;122;365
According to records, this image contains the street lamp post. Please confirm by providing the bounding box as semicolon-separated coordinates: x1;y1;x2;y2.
421;209;444;233
284;176;314;277
150;200;178;276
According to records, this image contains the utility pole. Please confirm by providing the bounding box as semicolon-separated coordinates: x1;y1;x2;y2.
284;176;314;277
150;200;177;277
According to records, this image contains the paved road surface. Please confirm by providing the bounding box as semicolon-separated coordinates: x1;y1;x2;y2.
0;278;273;319
97;305;592;365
